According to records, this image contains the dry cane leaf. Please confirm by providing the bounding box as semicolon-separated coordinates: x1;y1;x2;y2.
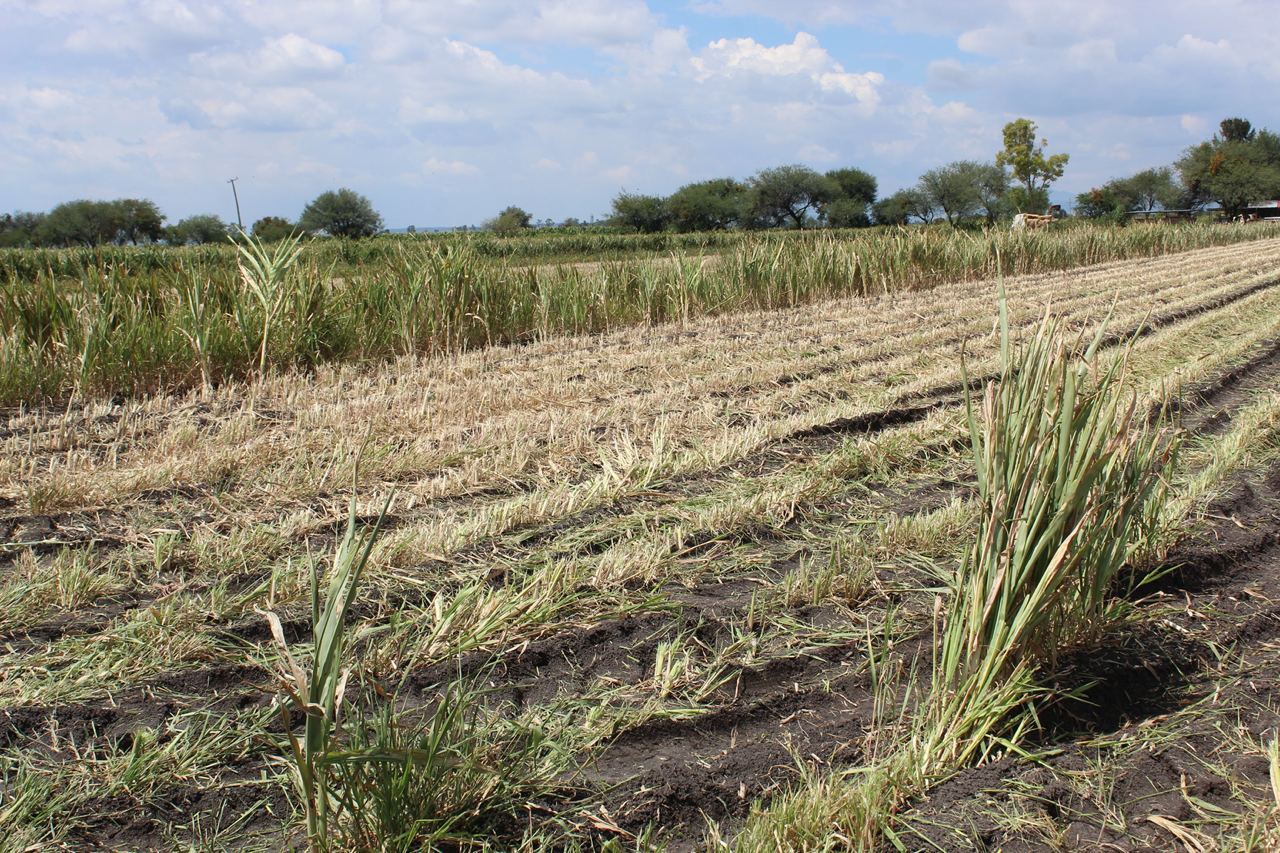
256;606;309;697
1145;814;1207;853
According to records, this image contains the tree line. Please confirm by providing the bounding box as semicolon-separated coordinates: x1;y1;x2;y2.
604;116;1280;233
1075;117;1280;220
0;188;383;248
5;116;1279;248
605;118;1070;232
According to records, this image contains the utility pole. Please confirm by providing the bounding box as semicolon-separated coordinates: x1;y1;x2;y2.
227;177;243;231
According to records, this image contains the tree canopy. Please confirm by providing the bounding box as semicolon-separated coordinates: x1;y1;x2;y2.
610;192;670;233
1073;187;1127;220
169;214;229;245
1120;167;1182;212
1220;117;1254;143
666;178;748;232
0;211;46;247
747;165;837;228
873;188;933;225
1176;118;1280;216
488;205;533;234
251;216;296;242
1075;167;1182;219
35;198;167;246
113;199;166;244
996;118;1069;212
820;167;877;227
298;188;383;238
972;163;1011;224
918;162;982;225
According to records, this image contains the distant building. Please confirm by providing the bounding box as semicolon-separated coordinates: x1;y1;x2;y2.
1242;200;1280;220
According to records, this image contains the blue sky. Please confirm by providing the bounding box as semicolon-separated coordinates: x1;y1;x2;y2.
2;0;1277;228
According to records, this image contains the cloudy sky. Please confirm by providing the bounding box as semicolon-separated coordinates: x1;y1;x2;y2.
2;0;1276;228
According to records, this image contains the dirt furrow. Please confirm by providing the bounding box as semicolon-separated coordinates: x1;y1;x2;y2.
587;640;880;846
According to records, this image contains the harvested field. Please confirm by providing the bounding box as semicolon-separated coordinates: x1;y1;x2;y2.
6;238;1280;849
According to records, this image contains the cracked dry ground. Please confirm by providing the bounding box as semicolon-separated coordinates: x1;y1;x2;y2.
6;238;1280;849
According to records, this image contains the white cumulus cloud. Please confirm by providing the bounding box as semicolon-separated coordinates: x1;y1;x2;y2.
692;32;882;109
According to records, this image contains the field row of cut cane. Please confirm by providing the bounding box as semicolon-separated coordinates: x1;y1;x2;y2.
6;244;1280;712
15;238;1279;507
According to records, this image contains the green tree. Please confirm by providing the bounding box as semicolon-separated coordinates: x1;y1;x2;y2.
1203;145;1280;215
973;162;1011;224
1176;118;1280;216
918;162;984;226
112;198;166;244
252;216;296;242
904;188;938;223
0;211;46;247
995;118;1069;211
666;178;748;232
37;198;166;245
873;188;933;225
820;167;877;227
610;192;670;233
747;165;838;228
1219;117;1254;143
299;188;384;238
1074;187;1127;219
1115;167;1182;212
487;206;533;235
169;214;228;245
38;200;122;246
872;193;911;226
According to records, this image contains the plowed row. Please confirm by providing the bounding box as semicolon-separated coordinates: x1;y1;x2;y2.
5;239;1280;849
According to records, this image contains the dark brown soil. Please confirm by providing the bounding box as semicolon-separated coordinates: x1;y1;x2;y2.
588;645;873;842
0;510;126;563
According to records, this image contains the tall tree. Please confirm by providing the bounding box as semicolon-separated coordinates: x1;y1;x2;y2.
1219;117;1254;143
38;200;122;246
1075;167;1182;219
251;216;296;242
169;214;228;245
973;162;1011;224
1074;187;1127;219
748;165;838;228
112;199;166;244
873;188;934;225
610;192;670;233
995;118;1069;211
1177;118;1280;216
667;178;749;232
299;188;383;238
918;162;983;226
820;167;877;227
0;211;46;247
1119;167;1182;212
